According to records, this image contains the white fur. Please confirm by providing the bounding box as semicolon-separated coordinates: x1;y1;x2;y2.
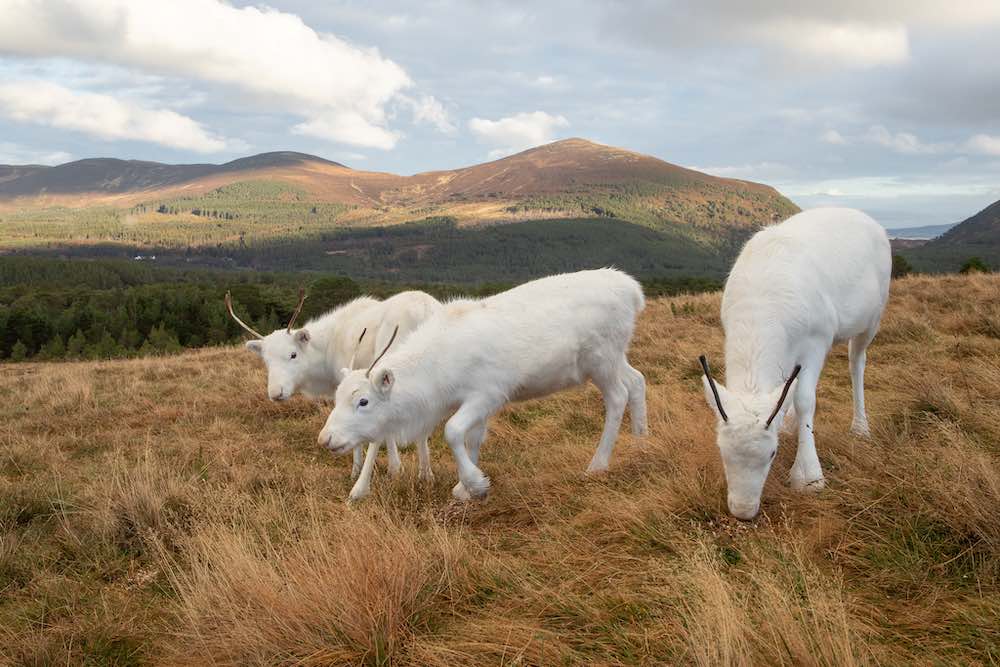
244;290;442;498
317;269;648;500
701;207;891;519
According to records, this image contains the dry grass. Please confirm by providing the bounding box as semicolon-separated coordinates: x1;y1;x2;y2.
1;273;998;665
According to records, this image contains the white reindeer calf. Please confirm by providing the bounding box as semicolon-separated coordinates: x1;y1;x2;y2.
317;268;648;500
700;207;891;519
228;288;441;499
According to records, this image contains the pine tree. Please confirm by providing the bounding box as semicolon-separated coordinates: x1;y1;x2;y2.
10;340;27;362
40;335;66;360
66;329;87;358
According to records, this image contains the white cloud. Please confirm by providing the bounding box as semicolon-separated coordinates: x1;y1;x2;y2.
820;129;847;145
292;113;399;151
754;19;909;68
468;111;569;158
0;81;233;153
864;124;947;154
689;161;795;181
781;175;996;199
605;1;1000;72
0;0;446;149
962;134;1000;156
402;94;456;134
0;142;72;165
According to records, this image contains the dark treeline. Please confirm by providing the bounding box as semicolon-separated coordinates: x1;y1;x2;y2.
11;217;737;282
0;256;720;362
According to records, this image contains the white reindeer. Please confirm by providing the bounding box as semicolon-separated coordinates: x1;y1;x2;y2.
699;207;891;519
227;288;442;499
316;268;648;500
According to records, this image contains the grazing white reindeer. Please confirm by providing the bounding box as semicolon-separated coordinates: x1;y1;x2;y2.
228;289;442;499
699;207;891;519
317;268;648;500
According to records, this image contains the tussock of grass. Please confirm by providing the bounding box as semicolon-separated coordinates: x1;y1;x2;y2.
0;273;998;664
165;512;469;665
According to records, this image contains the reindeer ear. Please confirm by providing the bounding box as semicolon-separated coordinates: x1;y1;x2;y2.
374;368;394;396
340;367;351;379
245;340;263;355
295;329;310;345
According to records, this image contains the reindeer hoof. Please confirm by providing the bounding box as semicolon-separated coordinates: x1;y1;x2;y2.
585;461;609;475
850;422;871;438
790;475;826;493
347;486;370;503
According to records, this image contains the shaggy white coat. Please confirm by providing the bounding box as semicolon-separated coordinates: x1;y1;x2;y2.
318;268;648;500
246;291;442;499
701;207;891;519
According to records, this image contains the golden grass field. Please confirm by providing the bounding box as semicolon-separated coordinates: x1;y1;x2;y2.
1;273;998;665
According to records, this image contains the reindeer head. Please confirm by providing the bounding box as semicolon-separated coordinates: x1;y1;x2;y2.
699;355;801;520
227;288;318;401
318;326;398;454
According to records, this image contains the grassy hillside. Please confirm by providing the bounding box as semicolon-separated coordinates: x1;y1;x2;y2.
901;199;1000;272
1;274;998;664
0;141;799;273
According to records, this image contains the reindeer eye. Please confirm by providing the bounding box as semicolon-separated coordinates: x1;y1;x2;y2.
290;352;297;359
359;398;368;407
770;450;777;460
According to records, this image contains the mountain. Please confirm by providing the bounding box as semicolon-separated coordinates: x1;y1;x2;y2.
0;151;351;204
902;199;1000;271
0;139;800;280
0;139;797;229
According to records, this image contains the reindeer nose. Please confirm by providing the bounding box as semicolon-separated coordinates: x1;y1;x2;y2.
317;431;331;448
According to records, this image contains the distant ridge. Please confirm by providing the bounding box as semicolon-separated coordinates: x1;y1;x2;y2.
0;138;799;235
0;151;346;198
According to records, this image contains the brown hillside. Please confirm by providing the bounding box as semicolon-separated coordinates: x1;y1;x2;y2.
1;274;997;664
377;138;778;204
0;139;793;218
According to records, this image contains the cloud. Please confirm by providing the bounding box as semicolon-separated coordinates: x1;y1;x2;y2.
781;175;998;199
688;162;795;181
753;19;908;68
963;134;1000;156
292;113;399;151
468;111;569;158
820;129;847;145
0;0;444;149
0;81;233;152
402;94;456;134
864;124;947;154
0;142;72;165
602;1;1000;70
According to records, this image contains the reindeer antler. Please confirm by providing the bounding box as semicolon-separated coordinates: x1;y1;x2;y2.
225;291;264;339
286;287;307;333
366;326;399;377
699;355;728;422
348;327;367;369
765;365;802;429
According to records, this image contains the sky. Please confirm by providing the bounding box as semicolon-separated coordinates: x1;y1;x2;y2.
1;1;1000;228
